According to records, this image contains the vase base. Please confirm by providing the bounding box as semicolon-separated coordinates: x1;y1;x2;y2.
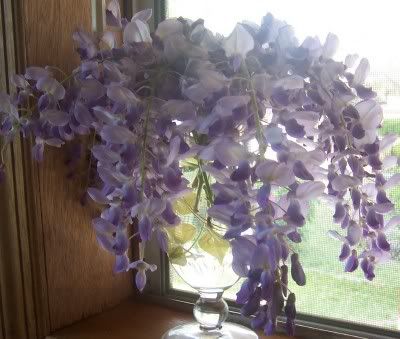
161;322;258;339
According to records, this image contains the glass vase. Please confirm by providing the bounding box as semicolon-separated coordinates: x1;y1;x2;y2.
162;240;258;339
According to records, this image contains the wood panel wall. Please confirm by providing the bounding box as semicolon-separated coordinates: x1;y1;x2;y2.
0;1;39;338
0;1;133;338
21;0;133;332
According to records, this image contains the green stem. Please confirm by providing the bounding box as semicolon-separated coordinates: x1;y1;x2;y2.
192;132;214;206
193;171;204;212
198;161;213;205
179;199;225;231
269;199;288;213
240;59;267;157
83;130;96;191
139;94;153;201
206;216;213;229
186;226;205;253
46;66;68;78
60;72;76;85
279;281;294;296
232;76;251;82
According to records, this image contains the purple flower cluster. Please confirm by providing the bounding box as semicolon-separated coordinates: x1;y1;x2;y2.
0;1;398;335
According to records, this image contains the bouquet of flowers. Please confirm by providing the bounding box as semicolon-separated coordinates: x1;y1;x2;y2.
1;1;398;335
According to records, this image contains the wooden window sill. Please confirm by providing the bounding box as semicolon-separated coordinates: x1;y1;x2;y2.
49;299;290;339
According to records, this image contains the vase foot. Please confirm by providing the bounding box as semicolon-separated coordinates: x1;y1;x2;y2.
161;322;258;339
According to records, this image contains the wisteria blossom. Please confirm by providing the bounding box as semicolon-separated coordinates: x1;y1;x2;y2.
0;1;398;336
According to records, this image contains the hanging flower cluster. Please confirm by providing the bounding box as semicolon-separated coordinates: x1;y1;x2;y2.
1;1;399;335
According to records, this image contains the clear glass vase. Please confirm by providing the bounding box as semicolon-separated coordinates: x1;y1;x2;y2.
162;240;258;339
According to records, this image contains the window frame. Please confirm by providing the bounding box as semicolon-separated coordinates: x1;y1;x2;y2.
144;239;398;339
124;1;400;338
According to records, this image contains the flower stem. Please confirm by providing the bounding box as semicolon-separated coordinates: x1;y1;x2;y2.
279;281;294;296
83;130;96;191
180;199;225;231
46;66;68;78
193;170;204;212
198;160;213;205
185;225;205;253
269;199;288;213
192;131;214;206
129;232;139;240
240;59;267;157
60;72;76;85
139;94;153;201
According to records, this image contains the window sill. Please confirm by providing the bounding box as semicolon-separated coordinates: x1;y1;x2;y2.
49;298;290;339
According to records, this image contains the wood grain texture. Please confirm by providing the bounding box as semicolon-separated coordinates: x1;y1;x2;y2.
2;2;53;336
0;1;38;338
22;0;132;331
0;141;29;339
50;300;291;339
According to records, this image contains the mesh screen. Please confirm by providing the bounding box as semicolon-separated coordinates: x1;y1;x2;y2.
166;0;400;331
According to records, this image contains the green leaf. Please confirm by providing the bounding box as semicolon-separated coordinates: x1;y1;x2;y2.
180;157;198;167
173;191;197;215
198;231;230;264
168;246;187;266
167;223;196;244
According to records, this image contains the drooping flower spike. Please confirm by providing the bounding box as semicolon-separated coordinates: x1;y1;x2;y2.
0;1;398;336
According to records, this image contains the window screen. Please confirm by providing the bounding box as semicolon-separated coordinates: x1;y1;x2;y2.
166;0;400;332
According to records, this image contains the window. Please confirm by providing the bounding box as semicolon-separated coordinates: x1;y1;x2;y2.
148;0;400;337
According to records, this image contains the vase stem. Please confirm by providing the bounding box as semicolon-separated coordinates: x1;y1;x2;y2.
162;287;258;338
193;288;229;331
